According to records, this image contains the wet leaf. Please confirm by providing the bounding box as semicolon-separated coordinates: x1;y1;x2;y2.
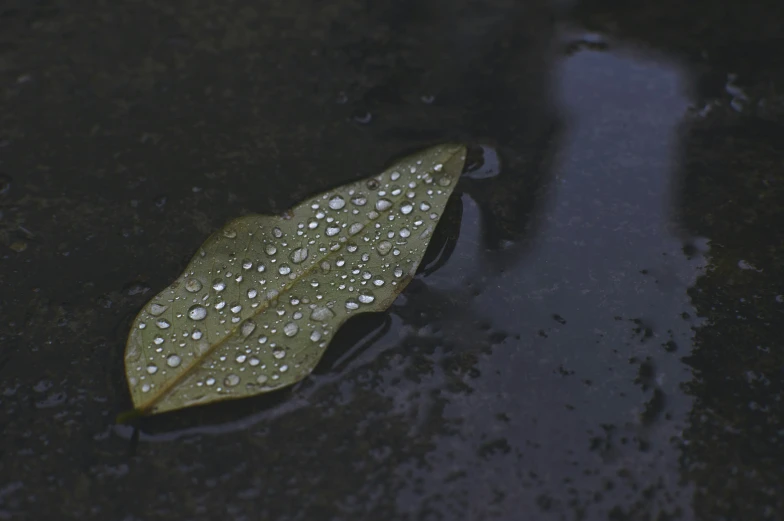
123;144;467;416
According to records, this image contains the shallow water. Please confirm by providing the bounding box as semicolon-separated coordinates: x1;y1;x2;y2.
1;1;783;519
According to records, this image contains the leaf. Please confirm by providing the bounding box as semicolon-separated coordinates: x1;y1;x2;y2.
123;144;467;416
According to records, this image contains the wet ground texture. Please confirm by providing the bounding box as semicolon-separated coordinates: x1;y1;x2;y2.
1;0;783;519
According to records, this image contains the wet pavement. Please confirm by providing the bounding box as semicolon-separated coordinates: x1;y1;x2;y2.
1;0;783;519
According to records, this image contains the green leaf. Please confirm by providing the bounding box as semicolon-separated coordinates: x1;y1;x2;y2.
123;144;467;416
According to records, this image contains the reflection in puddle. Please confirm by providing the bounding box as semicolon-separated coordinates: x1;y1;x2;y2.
392;45;706;518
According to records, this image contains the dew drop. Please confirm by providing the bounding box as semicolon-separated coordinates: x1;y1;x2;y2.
212;279;226;292
283;322;299;337
308;219;319;229
241;320;256;337
215;300;226;310
358;291;375;304
438;176;452;186
230;303;242;314
376;241;393;256
138;323;147;330
279;365;289;373
225;374;240;387
345;299;360;310
310;306;335;321
191;329;203;340
349;222;364;235
351;195;367;206
258;335;268;344
272;347;286;359
278;264;291;275
399;228;411;238
326;225;340;237
247;288;258;299
257;263;266;273
273;227;283;238
249;357;260;366
156;319;171;329
394;266;404;278
265;245;277;256
149;303;168;316
346;243;358;253
420;201;431;211
141;383;151;393
376;198;393;211
223;229;237;238
367;179;379;190
373;278;385;287
310;330;322;342
153;335;165;345
257;375;269;385
145;364;158;375
242;259;253;270
185;279;203;293
188;305;207;321
167;354;182;368
336;257;346;267
291;248;309;264
328;195;346;210
390;171;401;181
236;354;247;363
400;202;414;215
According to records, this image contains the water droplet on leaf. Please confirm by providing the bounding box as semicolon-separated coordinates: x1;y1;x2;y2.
310;306;335;321
283;322;299;337
188;305;207;321
291;248;309;264
328;195;346;210
241;320;256;337
156;319;171;329
149;303;168;316
185;279;203;293
376;241;392;255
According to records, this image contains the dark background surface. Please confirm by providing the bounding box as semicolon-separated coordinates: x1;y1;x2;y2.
1;0;783;519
